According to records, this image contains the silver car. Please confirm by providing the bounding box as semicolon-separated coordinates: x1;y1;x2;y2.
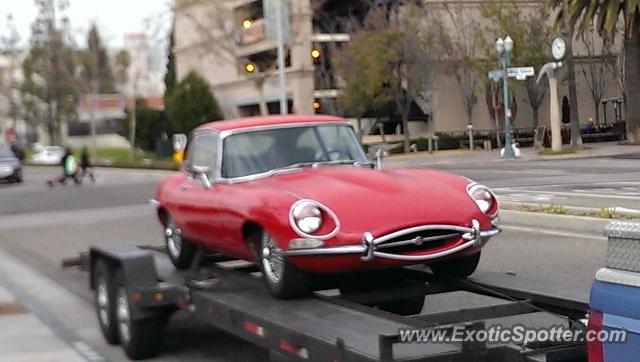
0;148;22;183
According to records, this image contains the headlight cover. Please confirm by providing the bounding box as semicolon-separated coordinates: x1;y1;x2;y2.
467;183;498;218
289;199;340;239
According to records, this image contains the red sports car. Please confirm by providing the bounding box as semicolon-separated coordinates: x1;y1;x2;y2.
154;115;500;298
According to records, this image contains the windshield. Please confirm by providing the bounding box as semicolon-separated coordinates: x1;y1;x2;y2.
222;124;367;178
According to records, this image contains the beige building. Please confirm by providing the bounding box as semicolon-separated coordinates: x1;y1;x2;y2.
173;0;623;138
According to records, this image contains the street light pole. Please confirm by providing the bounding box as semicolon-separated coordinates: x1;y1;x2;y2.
497;36;515;158
274;0;288;115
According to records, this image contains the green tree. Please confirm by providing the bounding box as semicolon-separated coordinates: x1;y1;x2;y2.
21;0;78;145
551;0;640;142
165;71;222;134
481;2;553;128
79;25;115;94
164;26;177;100
122;99;171;151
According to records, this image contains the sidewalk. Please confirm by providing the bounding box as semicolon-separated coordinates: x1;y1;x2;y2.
0;283;85;362
385;141;639;168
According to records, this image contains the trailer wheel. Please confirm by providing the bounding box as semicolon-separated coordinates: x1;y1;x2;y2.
430;251;481;278
115;271;164;360
257;230;312;299
164;215;196;269
93;260;119;345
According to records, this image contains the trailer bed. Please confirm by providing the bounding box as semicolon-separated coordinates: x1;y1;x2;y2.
81;245;589;361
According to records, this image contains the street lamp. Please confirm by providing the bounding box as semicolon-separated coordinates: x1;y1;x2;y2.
496;36;515;158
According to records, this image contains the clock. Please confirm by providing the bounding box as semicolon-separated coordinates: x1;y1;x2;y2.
552;36;566;61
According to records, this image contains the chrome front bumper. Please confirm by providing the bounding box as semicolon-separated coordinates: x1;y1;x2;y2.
280;219;501;262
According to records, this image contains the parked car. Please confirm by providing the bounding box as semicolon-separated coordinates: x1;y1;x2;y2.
30;145;64;165
0;147;23;183
154;115;500;298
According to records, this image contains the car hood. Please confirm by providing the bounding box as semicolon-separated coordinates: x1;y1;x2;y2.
247;166;485;234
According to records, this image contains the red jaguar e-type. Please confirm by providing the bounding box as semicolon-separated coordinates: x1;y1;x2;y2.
154;115;500;298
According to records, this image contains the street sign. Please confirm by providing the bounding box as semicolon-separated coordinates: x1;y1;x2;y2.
509;67;535;80
488;67;535;81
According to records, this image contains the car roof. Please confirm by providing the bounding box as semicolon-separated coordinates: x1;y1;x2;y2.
195;114;349;133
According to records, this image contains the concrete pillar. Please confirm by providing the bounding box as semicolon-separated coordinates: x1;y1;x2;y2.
549;74;562;151
289;0;314;114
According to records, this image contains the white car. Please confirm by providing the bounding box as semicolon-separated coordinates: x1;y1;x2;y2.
30;146;65;165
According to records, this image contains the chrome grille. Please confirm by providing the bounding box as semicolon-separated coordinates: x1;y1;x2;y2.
375;228;463;254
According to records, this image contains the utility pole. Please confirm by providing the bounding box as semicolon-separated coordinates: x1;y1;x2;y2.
275;0;288;115
89;29;99;160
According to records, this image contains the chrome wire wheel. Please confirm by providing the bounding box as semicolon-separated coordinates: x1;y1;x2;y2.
165;219;182;260
116;287;132;345
96;276;110;328
261;232;284;283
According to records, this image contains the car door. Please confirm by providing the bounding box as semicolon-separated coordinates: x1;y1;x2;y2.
179;131;222;248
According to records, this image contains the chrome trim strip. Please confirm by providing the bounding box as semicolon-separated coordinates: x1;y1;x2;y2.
281;244;367;256
279;223;500;261
149;199;160;208
373;239;477;261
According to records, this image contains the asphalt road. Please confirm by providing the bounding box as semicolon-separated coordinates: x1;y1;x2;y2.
401;154;640;210
0;158;629;361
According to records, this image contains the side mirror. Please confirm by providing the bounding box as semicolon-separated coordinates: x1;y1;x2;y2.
190;165;212;189
374;147;384;169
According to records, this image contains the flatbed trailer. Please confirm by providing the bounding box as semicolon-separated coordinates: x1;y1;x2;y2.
67;244;590;361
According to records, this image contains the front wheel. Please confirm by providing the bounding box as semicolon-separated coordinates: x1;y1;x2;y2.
430;251;481;278
257;230;312;299
164;215;196;269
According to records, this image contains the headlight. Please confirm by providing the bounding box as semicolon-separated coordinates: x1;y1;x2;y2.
291;201;322;234
467;183;498;217
289;199;340;239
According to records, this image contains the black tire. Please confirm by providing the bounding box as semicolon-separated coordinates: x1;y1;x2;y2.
163;215;196;269
12;169;22;183
255;230;312;299
93;260;119;345
430;251;481;278
115;270;164;360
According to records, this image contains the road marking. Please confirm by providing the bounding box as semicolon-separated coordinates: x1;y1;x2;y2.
496;189;640;201
499;225;606;241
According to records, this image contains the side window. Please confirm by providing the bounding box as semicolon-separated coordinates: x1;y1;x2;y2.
190;132;219;177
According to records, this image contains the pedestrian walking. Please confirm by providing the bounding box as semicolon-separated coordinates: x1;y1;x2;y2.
80;146;95;183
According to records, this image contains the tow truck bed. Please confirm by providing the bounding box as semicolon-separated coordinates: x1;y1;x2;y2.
75;244;589;361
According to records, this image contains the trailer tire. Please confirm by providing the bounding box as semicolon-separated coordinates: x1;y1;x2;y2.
256;230;312;299
93;260;119;345
164;215;196;269
115;270;164;360
430;251;481;278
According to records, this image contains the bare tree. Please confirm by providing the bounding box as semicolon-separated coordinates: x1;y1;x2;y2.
580;24;613;124
428;3;481;129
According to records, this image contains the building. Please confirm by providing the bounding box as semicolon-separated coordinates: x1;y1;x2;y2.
123;33;166;98
173;0;623;140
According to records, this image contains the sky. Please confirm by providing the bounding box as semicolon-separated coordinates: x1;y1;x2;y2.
0;0;173;49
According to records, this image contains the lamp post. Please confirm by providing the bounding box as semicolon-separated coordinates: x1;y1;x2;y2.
496;36;515;158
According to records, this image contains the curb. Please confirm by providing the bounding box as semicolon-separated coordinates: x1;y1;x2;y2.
499;209;610;237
